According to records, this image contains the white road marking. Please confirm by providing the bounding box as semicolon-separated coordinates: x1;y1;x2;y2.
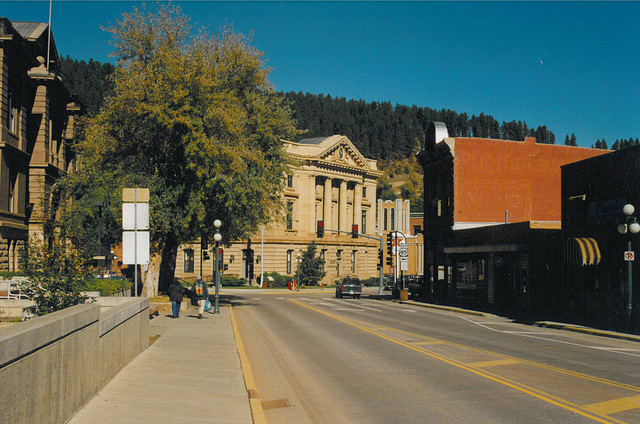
459;316;640;358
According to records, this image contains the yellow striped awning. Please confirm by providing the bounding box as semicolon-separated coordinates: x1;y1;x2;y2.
565;238;601;266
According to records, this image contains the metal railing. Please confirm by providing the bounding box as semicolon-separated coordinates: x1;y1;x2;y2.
1;280;29;300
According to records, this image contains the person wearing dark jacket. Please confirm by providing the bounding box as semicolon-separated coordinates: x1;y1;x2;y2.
191;275;209;319
168;278;185;318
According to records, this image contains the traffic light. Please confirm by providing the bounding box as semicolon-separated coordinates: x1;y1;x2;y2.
317;220;324;238
201;238;209;260
216;248;224;266
351;224;358;238
378;248;384;266
386;233;393;265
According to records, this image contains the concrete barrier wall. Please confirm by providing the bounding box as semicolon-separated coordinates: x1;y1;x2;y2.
0;297;149;424
97;298;149;389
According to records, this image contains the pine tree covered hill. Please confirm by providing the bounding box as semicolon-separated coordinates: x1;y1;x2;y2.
60;56;116;116
61;56;633;163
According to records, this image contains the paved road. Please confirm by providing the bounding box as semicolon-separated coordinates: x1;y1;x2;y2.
232;288;640;423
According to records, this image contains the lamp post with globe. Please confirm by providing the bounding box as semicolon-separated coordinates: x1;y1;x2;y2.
618;204;640;330
213;219;222;314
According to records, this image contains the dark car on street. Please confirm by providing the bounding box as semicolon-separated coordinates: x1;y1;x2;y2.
335;276;363;299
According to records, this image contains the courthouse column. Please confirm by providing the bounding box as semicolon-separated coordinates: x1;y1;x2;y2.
339;180;347;232
309;175;317;232
324;177;332;230
353;183;362;234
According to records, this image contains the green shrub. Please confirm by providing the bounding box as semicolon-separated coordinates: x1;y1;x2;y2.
220;275;248;287
361;277;380;287
261;271;290;288
20;237;92;316
82;277;132;296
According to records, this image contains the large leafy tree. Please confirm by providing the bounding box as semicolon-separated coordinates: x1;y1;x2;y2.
69;4;300;296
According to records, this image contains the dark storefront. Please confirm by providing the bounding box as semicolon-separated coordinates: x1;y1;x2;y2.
444;222;563;320
562;147;640;333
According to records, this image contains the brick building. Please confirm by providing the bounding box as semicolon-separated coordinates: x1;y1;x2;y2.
562;146;640;332
417;122;609;315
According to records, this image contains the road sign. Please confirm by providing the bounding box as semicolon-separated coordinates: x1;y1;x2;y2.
400;255;408;271
122;203;149;230
624;251;635;261
399;246;409;257
122;231;150;264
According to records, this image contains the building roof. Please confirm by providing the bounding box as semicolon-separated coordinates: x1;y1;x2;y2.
12;21;49;40
5;20;59;69
298;137;332;145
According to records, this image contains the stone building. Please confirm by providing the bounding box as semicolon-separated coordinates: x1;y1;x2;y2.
176;135;383;285
0;18;80;270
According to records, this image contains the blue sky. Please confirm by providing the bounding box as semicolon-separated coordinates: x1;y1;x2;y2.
4;1;639;147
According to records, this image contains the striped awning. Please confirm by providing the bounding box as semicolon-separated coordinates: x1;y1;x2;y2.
565;238;601;266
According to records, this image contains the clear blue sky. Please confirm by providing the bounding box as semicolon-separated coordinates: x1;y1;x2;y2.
4;1;639;147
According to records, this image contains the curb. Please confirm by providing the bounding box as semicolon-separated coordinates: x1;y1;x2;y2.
229;303;267;424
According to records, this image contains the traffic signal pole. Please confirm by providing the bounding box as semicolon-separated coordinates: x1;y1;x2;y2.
319;224;384;295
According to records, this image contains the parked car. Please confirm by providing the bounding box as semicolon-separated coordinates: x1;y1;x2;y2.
335;276;363;299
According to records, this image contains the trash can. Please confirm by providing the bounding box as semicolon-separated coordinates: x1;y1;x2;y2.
400;289;409;301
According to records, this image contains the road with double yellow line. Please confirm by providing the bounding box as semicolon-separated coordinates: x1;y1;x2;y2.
230;288;640;423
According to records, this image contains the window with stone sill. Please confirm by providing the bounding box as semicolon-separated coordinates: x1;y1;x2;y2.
287;250;293;274
8;90;18;134
184;249;195;273
286;201;294;230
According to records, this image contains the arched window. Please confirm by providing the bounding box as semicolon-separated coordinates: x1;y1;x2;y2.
391;208;395;231
383;209;388;231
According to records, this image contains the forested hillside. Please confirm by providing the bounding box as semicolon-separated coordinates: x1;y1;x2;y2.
60;56;636;163
60;56;116;116
282;91;559;160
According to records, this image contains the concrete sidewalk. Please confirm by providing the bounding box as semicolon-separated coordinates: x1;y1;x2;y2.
68;302;254;424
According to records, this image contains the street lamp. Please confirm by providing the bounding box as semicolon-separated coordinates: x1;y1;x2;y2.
618;203;640;330
213;219;222;314
93;201;103;278
296;253;301;292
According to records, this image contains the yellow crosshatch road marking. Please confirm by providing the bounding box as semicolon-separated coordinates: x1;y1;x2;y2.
290;299;640;424
467;358;521;368
583;395;640;416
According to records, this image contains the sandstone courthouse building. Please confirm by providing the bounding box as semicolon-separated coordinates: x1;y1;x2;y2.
176;135;384;285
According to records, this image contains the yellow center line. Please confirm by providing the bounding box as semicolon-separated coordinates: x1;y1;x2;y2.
289;299;631;424
467;358;521;368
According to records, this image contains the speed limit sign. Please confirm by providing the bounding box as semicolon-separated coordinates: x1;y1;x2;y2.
625;251;635;261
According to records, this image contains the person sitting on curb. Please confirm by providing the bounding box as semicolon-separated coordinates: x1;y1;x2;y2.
191;275;209;319
168;278;184;318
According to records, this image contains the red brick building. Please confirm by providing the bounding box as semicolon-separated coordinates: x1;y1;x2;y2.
429;131;609;230
417;122;609;314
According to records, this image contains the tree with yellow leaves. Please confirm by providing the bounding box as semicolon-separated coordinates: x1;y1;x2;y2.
71;4;301;295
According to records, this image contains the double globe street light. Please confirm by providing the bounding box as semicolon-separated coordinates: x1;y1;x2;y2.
618;204;640;330
213;219;222;314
